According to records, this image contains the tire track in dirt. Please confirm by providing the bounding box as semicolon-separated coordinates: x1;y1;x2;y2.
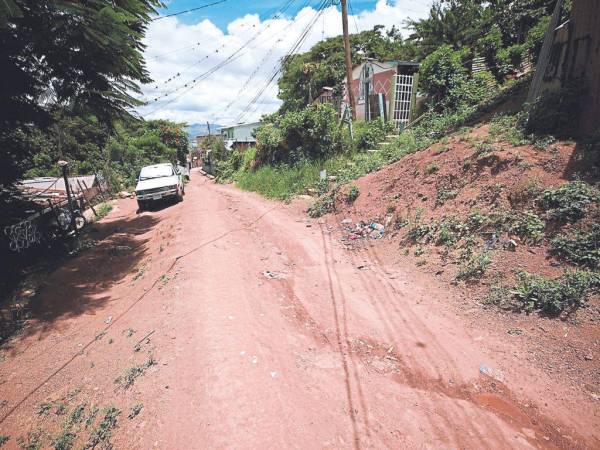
357;237;595;449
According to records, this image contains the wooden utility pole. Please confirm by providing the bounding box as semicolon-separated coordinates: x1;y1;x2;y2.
341;0;356;120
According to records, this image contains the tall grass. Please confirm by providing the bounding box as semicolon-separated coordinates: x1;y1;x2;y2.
231;132;421;201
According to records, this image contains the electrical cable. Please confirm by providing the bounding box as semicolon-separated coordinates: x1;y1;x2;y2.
142;0;299;106
152;0;229;21
236;0;330;123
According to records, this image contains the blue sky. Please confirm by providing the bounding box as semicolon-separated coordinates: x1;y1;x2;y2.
157;0;386;30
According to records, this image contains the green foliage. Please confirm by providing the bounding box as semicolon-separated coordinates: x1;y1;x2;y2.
85;407;120;449
128;403;144;420
550;224;600;269
0;0;161;185
537;181;600;222
424;162;439;175
353;119;394;151
0;435;8;447
512;270;600;316
420;45;470;107
95;203;113;221
456;250;492;281
52;431;75;450
345;185;360;204
17;429;43;450
254;104;341;164
508;210;545;241
308;189;337;218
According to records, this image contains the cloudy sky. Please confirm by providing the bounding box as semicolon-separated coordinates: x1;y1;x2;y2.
136;0;431;126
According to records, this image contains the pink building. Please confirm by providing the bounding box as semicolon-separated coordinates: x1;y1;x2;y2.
344;59;419;129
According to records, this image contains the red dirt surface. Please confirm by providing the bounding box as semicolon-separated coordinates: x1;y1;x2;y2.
0;170;598;449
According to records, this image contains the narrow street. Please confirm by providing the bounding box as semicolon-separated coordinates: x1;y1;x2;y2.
1;171;598;449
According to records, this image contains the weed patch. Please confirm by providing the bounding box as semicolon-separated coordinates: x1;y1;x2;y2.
128;403;144;420
512;270;600;316
550;224;600;269
115;356;157;390
94;203;113;221
456;251;492;281
85;407;120;450
537;181;600;222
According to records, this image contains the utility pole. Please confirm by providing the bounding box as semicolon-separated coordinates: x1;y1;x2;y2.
341;0;356;120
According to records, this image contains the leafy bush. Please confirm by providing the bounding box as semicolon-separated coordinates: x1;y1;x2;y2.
508;211;545;241
345;184;360;203
420;45;470;108
537;181;600;222
254;104;342;164
434;216;465;246
512;270;600;316
353;119;394;151
308;191;336;218
550;224;600;269
456;251;492;281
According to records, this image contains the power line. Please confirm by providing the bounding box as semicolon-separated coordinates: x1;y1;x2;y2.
142;0;303;116
152;0;229;21
236;0;331;123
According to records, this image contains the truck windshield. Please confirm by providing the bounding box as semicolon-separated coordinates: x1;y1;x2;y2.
139;165;173;180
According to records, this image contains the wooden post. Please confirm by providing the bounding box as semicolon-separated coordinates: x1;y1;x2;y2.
78;179;98;217
341;0;356;120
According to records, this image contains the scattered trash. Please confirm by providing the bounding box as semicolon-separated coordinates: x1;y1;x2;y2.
479;363;505;382
251;356;258;365
270;371;278;378
262;270;284;280
484;233;499;250
507;328;523;335
504;239;518;251
369;222;385;239
114;245;132;252
357;265;369;270
584;354;594;361
105;316;113;324
119;191;133;198
340;219;386;245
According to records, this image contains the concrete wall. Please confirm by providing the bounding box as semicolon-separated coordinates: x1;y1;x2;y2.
541;0;600;135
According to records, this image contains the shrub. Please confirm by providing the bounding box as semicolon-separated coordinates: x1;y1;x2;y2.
353;119;394;151
456;251;492;281
508;211;545;242
254;104;342;164
434;216;465;246
550;224;600;269
512;270;600;316
424;162;439;175
537;181;600;222
420;45;471;108
345;184;360;203
308;193;336;218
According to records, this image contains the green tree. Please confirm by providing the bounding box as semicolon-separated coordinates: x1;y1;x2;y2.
0;0;161;185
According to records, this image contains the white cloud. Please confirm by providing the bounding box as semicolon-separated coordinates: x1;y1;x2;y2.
136;0;430;125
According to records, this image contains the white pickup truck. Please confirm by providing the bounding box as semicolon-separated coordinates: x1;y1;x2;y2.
135;163;185;211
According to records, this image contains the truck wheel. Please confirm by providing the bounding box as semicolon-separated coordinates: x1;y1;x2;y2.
138;200;146;211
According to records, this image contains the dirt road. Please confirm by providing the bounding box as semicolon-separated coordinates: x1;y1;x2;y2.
1;171;598;449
